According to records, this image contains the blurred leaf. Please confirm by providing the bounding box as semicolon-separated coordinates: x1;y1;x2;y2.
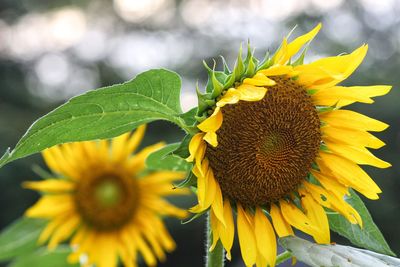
280;236;400;267
0;218;46;261
146;143;191;172
328;189;395;256
0;69;196;169
8;246;79;267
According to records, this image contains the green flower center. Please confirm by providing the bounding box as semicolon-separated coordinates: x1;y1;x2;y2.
75;171;139;231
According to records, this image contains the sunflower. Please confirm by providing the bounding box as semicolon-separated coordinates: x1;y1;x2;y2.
23;125;188;267
187;23;391;267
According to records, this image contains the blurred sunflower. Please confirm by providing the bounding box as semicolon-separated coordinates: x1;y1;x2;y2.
187;23;391;267
24;125;188;267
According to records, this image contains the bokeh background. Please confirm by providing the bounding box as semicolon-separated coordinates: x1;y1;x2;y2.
0;0;399;266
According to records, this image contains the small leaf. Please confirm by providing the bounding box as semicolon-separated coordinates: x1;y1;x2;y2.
0;218;46;261
172;134;192;159
179;107;198;127
8;246;79;267
0;69;191;169
174;172;196;189
328;189;395;256
146;143;191;172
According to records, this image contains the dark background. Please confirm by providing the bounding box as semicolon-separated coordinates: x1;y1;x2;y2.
0;0;399;266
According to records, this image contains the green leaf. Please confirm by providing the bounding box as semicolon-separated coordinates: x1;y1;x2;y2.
172;134;192;159
0;218;46;261
174;171;196;189
0;69;193;169
146;143;191;172
8;246;79;267
179;107;197;127
328;189;395;256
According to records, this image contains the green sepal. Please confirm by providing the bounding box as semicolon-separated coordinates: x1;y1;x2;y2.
233;44;245;81
220;56;231;74
179;107;198;127
244;44;257;78
292;46;308;66
256;51;272;71
224;73;236;89
172;134;192;159
196;84;211;115
174;171;196;189
316;106;335;113
319;143;330;152
181;208;207;224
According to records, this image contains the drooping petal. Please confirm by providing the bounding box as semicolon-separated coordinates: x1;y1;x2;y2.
186;133;205;162
273;23;322;65
197;107;223;133
216;88;241;107
317;152;381;199
324;140;391;168
312;85;392;107
279;200;322;240
254;207;277;267
270;204;294;237
304;182;362;227
322;125;385;149
298;188;330;244
237;204;257;267
319;109;388;132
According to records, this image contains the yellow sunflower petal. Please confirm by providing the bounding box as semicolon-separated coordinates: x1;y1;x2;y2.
127;142;165;172
25;195;74;218
324;140;391;168
209;208;221;251
322;125;385;149
236;84;268;101
254;207;277;267
197;107;223;133
186;133;205;162
312;85;392;107
311;170;349;199
211;176;225;227
270;204;294;237
274;23;322;65
243;73;276;86
279;200;322;239
22;179;74;193
258;65;295;76
317;152;381;199
218;199;234;260
298;188;330;244
42;147;79;179
296;44;368;89
216;88;241;107
203;131;218;147
304;182;362;227
320;109;388;132
237;204;257;267
48;214;80;249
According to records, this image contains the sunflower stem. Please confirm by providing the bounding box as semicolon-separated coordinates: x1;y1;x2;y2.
206;212;225;267
276;250;292;265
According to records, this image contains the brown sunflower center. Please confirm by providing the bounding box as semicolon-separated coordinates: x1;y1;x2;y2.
206;76;321;207
75;171;139;231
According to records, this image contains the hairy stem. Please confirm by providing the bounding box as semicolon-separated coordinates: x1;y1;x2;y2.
206;212;224;267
